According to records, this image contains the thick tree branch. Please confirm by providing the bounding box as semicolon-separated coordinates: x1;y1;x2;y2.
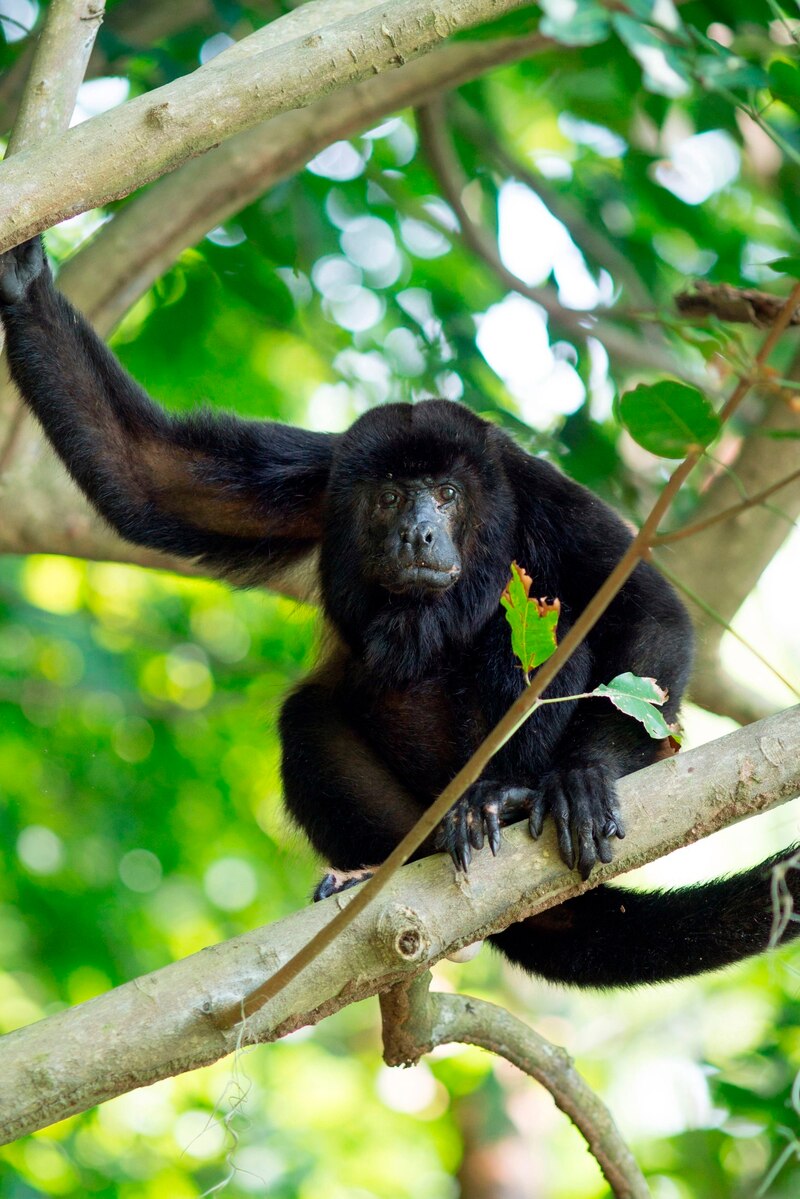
4;0;105;155
0;0;278;131
381;973;649;1199
51;33;550;334
0;705;798;1145
0;0;532;250
0;0;107;475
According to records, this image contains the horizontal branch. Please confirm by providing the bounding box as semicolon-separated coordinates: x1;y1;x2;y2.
1;705;798;1143
0;0;530;250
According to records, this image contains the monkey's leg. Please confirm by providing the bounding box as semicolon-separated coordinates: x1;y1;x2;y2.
279;682;433;891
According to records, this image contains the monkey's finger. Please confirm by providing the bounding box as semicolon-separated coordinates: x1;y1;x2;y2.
550;785;575;870
528;795;547;839
594;828;614;864
498;787;532;824
447;807;471;873
575;817;598;881
485;803;501;856
467;809;485;852
603;798;626;840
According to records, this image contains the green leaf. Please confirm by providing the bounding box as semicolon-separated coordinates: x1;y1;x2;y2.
500;563;560;681
593;672;676;740
612;13;691;97
696;54;767;93
540;0;610;47
768;256;800;278
617;380;721;458
769;60;800;115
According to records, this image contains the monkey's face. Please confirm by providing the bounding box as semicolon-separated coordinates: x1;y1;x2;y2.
365;477;464;595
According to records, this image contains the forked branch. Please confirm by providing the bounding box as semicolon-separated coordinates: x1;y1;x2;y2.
381;973;650;1199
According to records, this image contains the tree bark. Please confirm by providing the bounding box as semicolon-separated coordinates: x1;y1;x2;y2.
0;0;530;250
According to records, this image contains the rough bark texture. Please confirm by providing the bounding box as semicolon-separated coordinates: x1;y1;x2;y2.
0;0;529;250
0;705;798;1144
4;0;105;155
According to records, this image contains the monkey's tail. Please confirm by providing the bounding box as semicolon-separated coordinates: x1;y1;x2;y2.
490;848;800;988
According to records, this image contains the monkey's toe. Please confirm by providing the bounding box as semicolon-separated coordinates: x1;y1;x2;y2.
313;867;376;902
437;781;537;873
529;764;624;879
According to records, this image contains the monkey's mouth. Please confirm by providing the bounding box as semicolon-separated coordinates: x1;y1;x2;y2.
383;564;461;594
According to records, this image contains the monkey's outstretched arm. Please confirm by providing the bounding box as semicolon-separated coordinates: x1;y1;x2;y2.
0;239;333;582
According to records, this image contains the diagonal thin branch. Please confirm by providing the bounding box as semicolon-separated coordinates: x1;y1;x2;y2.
451;96;653;310
659;562;800;715
414;98;689;379
654;465;800;545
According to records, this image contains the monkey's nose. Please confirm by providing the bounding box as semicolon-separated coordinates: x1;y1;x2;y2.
400;523;435;550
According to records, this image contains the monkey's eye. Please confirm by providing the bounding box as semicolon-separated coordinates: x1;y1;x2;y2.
379;490;400;508
438;485;458;504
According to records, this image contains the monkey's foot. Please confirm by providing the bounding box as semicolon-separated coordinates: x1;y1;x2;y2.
528;763;625;880
436;781;537;873
313;866;377;902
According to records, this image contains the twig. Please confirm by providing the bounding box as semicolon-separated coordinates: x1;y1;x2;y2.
452;97;653;309
657;561;800;702
381;974;650;1199
413;99;690;380
676;280;800;328
220;276;800;1029
654;465;800;545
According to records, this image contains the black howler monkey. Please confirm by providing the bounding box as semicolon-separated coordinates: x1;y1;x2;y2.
1;238;798;988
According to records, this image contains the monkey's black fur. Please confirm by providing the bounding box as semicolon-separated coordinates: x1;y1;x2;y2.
1;238;798;988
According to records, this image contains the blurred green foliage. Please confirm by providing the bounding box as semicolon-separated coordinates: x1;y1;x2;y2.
2;0;800;1196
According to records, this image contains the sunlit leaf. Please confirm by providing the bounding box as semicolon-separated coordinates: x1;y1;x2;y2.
617;381;721;458
500;563;560;682
593;672;676;740
540;0;610;46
